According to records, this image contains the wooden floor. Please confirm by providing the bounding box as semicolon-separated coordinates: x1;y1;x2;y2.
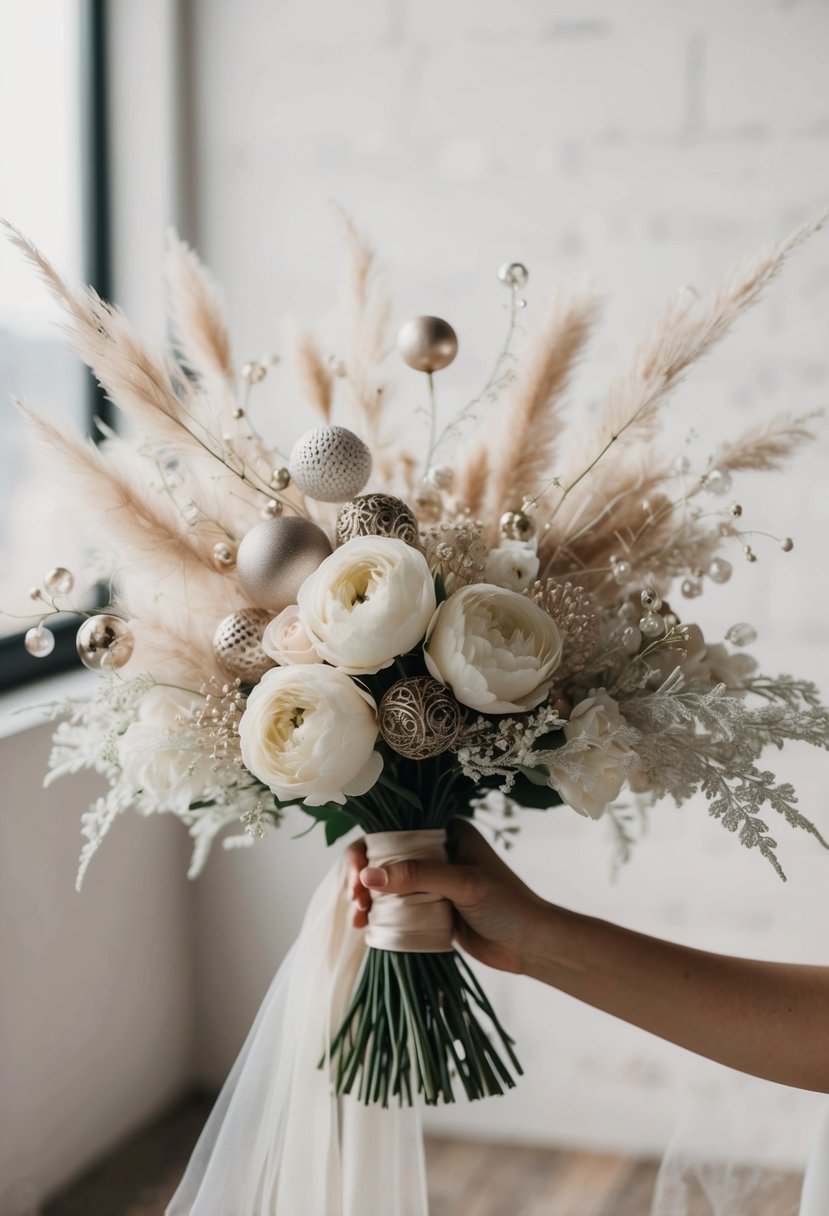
42;1095;804;1216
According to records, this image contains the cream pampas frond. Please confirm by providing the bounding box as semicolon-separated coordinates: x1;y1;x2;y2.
455;441;490;518
715;410;820;473
292;328;334;420
340;212;392;445
489;288;600;518
164;233;234;387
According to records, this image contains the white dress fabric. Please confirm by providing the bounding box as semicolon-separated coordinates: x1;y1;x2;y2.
166;858;428;1216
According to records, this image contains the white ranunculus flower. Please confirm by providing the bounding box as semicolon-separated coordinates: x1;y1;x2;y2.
297;535;436;675
237;664;382;806
550;691;639;820
484;541;540;592
118;686;213;814
262;605;322;666
424;583;563;714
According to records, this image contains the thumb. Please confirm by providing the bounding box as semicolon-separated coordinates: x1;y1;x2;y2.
360;858;484;909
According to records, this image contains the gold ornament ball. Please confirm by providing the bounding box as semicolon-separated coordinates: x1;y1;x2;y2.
378;677;464;760
499;509;534;541
260;498;284;519
76;614;135;671
336;494;420;547
236;516;333;613
213;608;276;683
44;566;74;596
397;316;458;373
271;467;291;491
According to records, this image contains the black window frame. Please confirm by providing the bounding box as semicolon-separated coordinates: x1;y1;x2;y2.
0;0;113;690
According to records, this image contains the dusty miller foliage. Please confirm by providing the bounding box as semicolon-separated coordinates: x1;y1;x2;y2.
620;670;829;880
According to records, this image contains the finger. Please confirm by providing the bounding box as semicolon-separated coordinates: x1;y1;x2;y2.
360;859;486;911
352;906;369;929
449;818;527;888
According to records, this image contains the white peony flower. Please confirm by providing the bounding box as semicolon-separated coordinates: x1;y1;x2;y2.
484;541;540;592
237;664;382;806
424;583;563;714
118;686;213;814
549;691;639;820
297;535;436;675
262;605;322;666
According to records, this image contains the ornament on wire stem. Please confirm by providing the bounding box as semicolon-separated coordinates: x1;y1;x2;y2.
236;516;333;613
378;677;464;760
213;609;276;684
499;509;534;542
25;625;55;658
397;316;458;373
336;494;420;547
288;426;372;503
76;614;134;671
44;567;74;597
498;262;528;290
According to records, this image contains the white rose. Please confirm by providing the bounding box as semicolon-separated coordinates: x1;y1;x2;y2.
297;536;436;675
550;691;638;820
238;664;382;806
484;541;540;592
262;605;322;666
118;686;213;814
424;583;563;714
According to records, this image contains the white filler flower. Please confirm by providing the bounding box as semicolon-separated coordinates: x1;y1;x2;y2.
238;664;382;806
297;535;436;675
424;583;562;714
484;540;540;592
118;686;214;814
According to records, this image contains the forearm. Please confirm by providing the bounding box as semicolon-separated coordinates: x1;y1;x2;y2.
525;903;829;1093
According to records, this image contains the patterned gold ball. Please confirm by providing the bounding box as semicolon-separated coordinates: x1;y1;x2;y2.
397;316;458;373
336;494;420;547
378;677;464;761
213;608;276;683
236;516;333;612
76;614;135;671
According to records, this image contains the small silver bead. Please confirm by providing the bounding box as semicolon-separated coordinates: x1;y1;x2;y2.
498;262;529;289
271;467;291;491
708;557;732;584
232;407;245;420
780;537;794;552
640;587;661;611
681;577;702;599
726;622;757;647
260;499;283;519
729;502;743;518
241;361;267;384
639;611;664;639
705;468;732;496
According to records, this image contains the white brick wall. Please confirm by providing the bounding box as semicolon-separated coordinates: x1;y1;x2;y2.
184;0;829;1163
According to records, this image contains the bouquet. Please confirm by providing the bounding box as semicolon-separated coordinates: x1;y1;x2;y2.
7;214;829;1201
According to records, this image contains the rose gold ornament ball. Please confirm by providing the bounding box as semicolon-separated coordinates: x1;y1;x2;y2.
236;516;333;613
397;316;458;373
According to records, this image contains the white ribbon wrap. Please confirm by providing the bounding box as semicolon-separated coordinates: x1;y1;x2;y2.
364;829;454;953
165;850;430;1216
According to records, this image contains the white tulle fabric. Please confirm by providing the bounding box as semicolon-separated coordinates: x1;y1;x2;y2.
165;854;429;1216
364;830;453;953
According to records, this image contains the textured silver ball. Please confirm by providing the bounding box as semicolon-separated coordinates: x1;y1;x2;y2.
498;262;529;289
336;494;420;547
397;316;458;373
378;677;464;761
236;516;333;612
213;608;276;683
288;425;372;503
76;614;134;671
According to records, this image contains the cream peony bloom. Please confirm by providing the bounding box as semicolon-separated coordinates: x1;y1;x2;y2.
118;686;213;814
297;536;436;675
424;583;562;714
484;541;540;592
549;691;639;819
237;664;382;806
262;605;322;666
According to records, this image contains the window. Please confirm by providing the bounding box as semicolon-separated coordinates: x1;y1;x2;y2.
0;0;110;687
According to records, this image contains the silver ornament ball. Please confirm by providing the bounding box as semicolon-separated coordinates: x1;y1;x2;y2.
499;509;534;542
25;625;55;658
397;316;458;373
336;493;420;547
76;614;135;671
44;566;74;596
498;262;529;289
213;609;276;683
289;425;372;503
236;516;333;613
